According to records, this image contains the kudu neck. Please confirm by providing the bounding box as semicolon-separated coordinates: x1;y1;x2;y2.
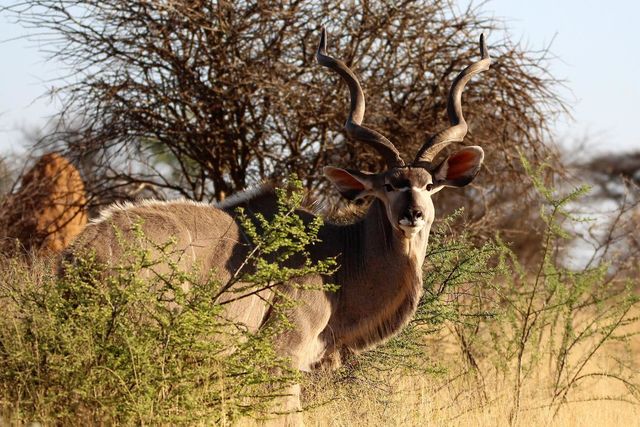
223;188;430;280
327;198;429;353
334;198;430;283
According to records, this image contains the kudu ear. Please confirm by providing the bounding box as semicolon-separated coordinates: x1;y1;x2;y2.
432;146;484;188
324;166;376;200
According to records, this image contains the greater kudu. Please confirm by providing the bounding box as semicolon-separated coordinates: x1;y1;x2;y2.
63;29;491;423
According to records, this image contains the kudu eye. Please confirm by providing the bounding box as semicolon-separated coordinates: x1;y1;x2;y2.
426;183;434;191
384;184;394;192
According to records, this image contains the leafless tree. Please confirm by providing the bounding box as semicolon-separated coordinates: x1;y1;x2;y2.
0;156;12;196
580;150;640;201
5;0;567;256
571;150;640;276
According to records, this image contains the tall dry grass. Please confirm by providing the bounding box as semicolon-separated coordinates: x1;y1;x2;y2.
303;371;640;426
302;316;640;426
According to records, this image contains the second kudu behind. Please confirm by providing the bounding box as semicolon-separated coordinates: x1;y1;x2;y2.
63;29;491;422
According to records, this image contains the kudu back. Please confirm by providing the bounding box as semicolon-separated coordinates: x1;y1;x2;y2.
63;29;491;421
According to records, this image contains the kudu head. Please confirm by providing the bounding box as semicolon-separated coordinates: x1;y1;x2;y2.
317;28;491;239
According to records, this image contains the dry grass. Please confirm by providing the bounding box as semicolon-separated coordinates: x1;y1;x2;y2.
301;313;640;427
303;374;640;426
302;364;640;426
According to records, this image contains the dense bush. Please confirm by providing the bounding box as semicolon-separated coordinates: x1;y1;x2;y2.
4;0;570;265
0;180;333;425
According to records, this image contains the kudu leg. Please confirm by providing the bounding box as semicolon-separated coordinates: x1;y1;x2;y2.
258;287;333;426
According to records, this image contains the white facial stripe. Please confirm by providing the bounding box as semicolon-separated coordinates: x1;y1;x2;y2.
391;186;431;192
399;218;426;226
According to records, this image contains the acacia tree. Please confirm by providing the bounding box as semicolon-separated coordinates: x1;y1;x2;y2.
6;0;566;251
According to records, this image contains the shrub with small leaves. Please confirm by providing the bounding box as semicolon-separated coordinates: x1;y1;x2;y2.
0;179;332;425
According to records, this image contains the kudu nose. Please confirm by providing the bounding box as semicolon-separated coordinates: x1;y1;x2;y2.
400;209;424;226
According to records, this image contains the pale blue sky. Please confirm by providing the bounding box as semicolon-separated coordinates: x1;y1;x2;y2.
1;1;639;156
487;0;640;154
